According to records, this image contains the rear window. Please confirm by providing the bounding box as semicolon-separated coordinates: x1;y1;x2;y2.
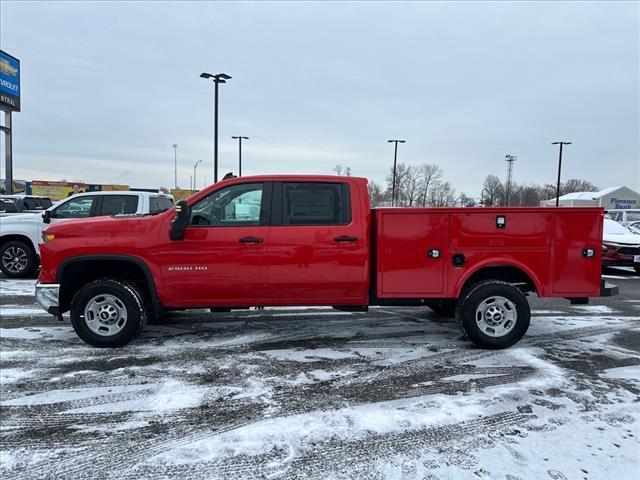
150;196;174;214
100;195;139;216
23;197;53;210
282;182;350;225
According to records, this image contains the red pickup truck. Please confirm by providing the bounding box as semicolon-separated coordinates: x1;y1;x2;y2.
36;175;616;349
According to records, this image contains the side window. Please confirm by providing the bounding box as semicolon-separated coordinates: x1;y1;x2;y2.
149;196;174;214
99;195;139;216
282;182;350;225
190;183;264;227
51;196;97;219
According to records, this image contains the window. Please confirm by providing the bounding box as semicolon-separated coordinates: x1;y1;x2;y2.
100;195;139;216
190;183;264;227
282;182;349;225
52;196;97;219
149;196;174;214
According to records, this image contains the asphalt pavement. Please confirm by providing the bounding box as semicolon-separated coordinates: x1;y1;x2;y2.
1;267;638;479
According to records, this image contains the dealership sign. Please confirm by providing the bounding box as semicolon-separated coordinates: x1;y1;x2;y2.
0;50;20;112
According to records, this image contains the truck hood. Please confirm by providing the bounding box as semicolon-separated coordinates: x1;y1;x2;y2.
44;213;168;235
603;232;640;246
0;212;42;228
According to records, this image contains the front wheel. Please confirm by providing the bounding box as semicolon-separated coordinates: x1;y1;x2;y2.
456;280;530;349
70;279;147;347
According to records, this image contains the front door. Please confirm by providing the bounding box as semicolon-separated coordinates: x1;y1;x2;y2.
158;182;271;307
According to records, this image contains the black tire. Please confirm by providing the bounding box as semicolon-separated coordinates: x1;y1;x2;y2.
634;265;640;276
0;240;37;278
426;299;457;318
70;278;147;348
455;280;530;349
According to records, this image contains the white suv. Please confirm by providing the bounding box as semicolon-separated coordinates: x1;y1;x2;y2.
0;191;173;278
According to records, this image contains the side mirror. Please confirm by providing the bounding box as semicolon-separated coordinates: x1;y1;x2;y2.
42;210;51;224
170;200;190;241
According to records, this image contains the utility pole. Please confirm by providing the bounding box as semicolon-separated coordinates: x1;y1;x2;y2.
504;154;517;206
172;144;178;189
200;72;232;184
231;136;249;177
551;141;572;206
387;139;405;206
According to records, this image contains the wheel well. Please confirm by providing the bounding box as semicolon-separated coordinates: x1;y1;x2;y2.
459;266;537;296
0;234;37;254
58;259;156;313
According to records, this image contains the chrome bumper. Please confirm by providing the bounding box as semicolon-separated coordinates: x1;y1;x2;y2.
35;283;60;315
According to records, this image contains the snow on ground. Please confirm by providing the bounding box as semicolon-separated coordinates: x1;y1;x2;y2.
1;276;639;479
0;279;36;297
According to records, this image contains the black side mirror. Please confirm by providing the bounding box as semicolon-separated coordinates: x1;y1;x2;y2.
42;210;51;224
170;200;190;241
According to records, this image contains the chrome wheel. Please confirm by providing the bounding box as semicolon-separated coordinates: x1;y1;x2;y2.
2;246;28;273
475;295;517;337
84;294;128;337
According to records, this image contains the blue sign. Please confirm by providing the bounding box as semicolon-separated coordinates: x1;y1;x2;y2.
0;50;20;111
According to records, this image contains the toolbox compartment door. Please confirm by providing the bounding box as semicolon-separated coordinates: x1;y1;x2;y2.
377;211;448;296
552;210;603;295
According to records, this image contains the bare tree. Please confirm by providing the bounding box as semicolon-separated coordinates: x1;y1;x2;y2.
343;166;352;177
333;165;343;176
418;164;443;207
367;180;385;207
385;163;411;205
482;175;504;206
562;178;598;194
404;165;422;207
430;181;456;207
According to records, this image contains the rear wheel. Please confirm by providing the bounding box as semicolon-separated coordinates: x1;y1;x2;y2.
456;280;530;349
634;265;640;275
0;240;37;278
70;279;147;347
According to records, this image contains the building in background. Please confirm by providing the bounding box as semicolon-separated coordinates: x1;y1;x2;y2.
540;186;639;209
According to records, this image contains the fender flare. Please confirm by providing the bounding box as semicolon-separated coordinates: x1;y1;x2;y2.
56;254;163;315
453;258;544;297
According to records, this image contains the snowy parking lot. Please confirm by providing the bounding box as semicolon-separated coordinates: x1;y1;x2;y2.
1;268;639;479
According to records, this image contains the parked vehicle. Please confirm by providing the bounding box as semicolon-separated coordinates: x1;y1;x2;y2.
0;195;53;215
602;218;640;274
35;175;616;349
0;191;173;278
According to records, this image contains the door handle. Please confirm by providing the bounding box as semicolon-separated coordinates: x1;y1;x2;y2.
334;236;358;243
239;236;264;244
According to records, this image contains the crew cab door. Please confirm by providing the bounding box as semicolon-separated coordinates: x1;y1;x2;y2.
265;181;368;305
158;182;271;306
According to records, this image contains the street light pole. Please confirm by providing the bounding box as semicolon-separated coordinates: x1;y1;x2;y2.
387;139;405;206
200;72;232;184
193;160;202;194
172;144;178;189
551;141;572;206
231;136;249;177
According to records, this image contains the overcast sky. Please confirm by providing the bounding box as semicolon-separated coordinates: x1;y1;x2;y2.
1;1;638;195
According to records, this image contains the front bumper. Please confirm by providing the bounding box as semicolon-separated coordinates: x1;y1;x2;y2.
35;283;60;315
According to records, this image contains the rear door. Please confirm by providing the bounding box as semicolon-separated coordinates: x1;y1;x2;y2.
266;181;368;304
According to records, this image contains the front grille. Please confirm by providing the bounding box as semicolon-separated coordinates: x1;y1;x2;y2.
617;246;640;255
